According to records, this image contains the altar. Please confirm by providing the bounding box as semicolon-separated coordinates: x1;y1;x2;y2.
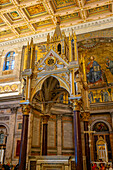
28;156;75;170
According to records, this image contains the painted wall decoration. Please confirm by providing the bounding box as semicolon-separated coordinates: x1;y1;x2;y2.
93;122;109;132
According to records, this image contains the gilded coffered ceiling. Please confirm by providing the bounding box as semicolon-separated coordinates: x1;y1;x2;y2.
0;0;113;42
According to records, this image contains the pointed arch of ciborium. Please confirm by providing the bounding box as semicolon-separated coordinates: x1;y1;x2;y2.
31;75;72;115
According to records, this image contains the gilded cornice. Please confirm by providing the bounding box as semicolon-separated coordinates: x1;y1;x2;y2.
0;16;113;47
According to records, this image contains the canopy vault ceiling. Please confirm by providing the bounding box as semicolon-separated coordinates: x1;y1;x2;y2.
0;0;113;42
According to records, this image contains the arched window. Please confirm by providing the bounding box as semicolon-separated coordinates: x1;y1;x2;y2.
3;51;15;71
0;133;4;144
92;122;112;162
57;43;61;55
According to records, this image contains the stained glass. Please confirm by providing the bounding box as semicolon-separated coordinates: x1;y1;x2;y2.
0;134;4;144
3;51;15;71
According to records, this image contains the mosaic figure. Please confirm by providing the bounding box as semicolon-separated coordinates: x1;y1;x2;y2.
105;57;113;75
95;98;100;103
93;122;109;132
88;91;94;103
86;56;102;84
100;90;104;102
103;91;109;102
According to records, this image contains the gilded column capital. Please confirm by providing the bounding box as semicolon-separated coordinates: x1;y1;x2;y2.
71;99;82;111
41;114;50;124
57;114;62;120
22;105;31;115
81;112;90;121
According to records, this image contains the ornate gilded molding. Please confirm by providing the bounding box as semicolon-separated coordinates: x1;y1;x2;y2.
70;96;82;111
22;105;31;115
81;112;90;121
0;16;113;47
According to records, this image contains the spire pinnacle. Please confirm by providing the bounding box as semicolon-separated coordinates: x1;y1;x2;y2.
53;16;62;38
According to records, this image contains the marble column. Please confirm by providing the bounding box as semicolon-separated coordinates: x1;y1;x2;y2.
42;115;50;155
82;112;91;170
57;115;62;155
19;105;30;170
110;112;113;129
73;100;83;170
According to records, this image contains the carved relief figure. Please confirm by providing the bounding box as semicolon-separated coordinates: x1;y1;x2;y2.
86;56;102;84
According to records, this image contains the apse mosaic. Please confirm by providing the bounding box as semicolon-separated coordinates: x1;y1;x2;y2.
79;38;113;103
87;5;111;16
88;87;113;103
60;12;80;22
33;19;53;30
24;3;47;18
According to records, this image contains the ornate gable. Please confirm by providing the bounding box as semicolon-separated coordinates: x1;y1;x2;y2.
36;49;68;72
